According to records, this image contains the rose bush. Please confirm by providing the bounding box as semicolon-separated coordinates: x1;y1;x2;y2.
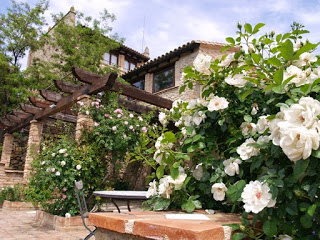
145;22;320;239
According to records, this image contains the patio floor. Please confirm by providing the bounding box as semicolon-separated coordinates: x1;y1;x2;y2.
0;209;93;240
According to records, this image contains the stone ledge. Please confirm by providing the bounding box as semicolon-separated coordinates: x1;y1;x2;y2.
2;200;38;210
0;162;5;166
89;211;241;240
35;210;95;231
4;169;24;174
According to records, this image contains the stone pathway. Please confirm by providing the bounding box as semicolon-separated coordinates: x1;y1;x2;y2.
0;209;94;240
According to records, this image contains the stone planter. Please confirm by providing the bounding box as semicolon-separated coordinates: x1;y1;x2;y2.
2;200;38;210
35;210;94;231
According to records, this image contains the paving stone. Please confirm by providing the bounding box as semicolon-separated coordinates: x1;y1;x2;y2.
0;209;94;240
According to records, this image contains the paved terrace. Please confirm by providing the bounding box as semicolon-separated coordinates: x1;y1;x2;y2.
0;209;93;240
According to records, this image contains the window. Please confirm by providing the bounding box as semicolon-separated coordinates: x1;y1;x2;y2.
132;79;145;90
103;52;118;66
124;59;137;72
153;67;174;92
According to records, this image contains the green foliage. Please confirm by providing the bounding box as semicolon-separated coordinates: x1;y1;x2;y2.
145;22;320;239
0;184;26;205
0;0;48;115
26;136;108;216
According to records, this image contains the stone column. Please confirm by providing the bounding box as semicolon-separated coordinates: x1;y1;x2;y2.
118;54;125;71
144;73;153;93
23;120;43;182
75;95;94;142
0;133;14;169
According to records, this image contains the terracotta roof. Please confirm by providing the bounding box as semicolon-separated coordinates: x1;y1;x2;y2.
122;40;237;81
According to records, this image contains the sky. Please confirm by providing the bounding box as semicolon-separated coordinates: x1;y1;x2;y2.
1;0;320;66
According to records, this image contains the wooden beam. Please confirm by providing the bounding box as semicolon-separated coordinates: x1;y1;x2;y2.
20;103;42;114
39;90;64;103
13;110;32;119
5;115;34;133
50;113;77;123
0;118;14;127
29;97;75;116
72;66;107;84
29;97;53;109
118;99;153;114
35;70;118;120
112;82;172;109
73;66;172;109
6;115;21;123
54;79;82;94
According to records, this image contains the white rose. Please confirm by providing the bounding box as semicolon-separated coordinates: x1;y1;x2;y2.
279;234;293;240
146;180;158;198
193;53;212;73
211;183;228;201
65;213;71;218
168;172;187;190
236;138;260;160
61;161;66;166
284;65;307;87
155;136;163;150
76;165;81;170
240;122;257;136
256;115;270;134
293;52;317;67
59;149;67;154
225;74;247;88
223;158;242;176
187;99;197;110
218;53;235;67
51;153;56;157
192;164;204;181
158;176;172;199
207;96;229;112
153;150;163;164
192;111;206;126
55;171;60;176
241;181;276;214
257;135;271;143
41;161;46;165
159;112;167;126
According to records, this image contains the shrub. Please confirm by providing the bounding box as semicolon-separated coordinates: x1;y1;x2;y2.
0;184;26;205
145;22;320;239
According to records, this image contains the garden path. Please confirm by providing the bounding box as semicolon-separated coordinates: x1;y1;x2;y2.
0;209;93;240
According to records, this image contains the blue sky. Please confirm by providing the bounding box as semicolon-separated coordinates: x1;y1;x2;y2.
1;0;320;64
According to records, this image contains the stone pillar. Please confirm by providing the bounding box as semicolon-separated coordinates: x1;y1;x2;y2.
118;54;125;71
23;120;43;182
75;95;94;142
0;133;14;169
144;73;153;93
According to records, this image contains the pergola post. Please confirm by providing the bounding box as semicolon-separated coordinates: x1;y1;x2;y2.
0;133;14;169
75;95;93;142
23;120;43;182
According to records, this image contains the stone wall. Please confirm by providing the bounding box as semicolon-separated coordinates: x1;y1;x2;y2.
42;119;76;142
10;135;28;170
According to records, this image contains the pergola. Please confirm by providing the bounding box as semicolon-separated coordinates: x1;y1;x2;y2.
0;67;173;187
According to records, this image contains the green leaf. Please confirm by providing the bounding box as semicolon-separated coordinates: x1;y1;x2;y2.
251;53;261;64
244;115;252;123
293;158;309;181
312;150;320;158
267;56;282;67
153;198;171;211
221;45;231;53
164;131;176;143
170;166;179;179
192;134;202;142
181;200;196;213
307;204;317;217
156;165;164;179
239;88;254;102
192;200;202;209
273;68;283;85
231;232;247;240
293;42;319;60
276;34;282;42
226;37;235;45
263;220;277;237
280;39;294;60
244;23;252;34
252;23;265;34
179;85;186;94
300;214;313;228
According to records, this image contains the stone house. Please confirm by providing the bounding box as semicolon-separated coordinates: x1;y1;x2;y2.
122;40;238;102
27;7;150;74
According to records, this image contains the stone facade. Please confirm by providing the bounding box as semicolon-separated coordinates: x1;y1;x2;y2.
23;120;43;182
10;135;28;170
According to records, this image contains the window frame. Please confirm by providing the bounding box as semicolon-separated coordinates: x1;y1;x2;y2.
152;66;175;93
132;79;145;90
103;52;118;66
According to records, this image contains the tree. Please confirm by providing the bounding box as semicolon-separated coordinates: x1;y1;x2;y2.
27;8;123;86
0;0;48;115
